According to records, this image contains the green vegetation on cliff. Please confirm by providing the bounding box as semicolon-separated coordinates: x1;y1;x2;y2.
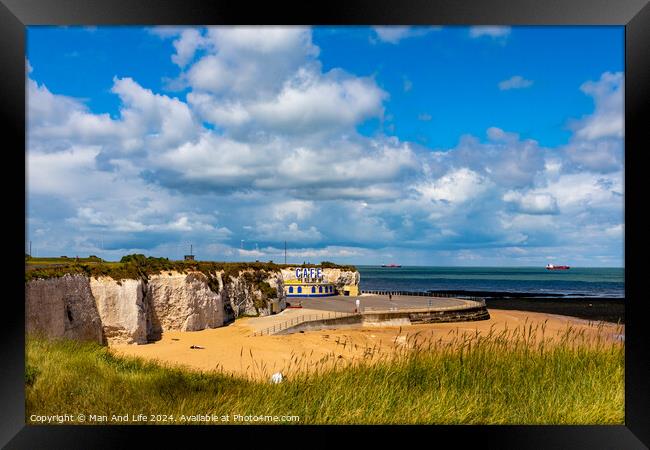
26;255;104;264
25;254;357;283
26;327;623;425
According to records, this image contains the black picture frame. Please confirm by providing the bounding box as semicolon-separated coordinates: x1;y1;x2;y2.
3;0;648;447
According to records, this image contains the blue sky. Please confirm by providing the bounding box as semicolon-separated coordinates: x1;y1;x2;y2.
26;26;624;266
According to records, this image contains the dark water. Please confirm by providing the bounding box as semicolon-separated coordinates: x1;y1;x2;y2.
357;266;624;298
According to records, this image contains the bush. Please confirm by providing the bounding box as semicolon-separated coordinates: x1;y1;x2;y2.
119;254;169;265
25;363;39;386
257;281;277;300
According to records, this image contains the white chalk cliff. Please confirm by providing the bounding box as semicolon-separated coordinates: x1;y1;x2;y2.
146;271;224;339
90;277;147;345
26;267;359;346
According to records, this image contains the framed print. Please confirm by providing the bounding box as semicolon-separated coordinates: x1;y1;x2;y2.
3;0;649;447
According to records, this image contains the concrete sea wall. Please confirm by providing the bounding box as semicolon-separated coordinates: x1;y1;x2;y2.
275;305;490;335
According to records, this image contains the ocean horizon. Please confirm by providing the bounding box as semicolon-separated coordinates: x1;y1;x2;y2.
356;266;624;298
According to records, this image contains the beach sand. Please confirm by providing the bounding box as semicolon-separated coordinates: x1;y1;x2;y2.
112;309;623;380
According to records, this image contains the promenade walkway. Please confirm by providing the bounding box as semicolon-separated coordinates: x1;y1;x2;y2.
289;294;470;313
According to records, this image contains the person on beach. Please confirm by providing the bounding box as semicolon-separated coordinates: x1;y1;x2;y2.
389;293;392;301
355;298;360;313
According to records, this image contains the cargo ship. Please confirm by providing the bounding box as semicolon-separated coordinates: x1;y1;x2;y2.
381;263;402;268
546;264;570;270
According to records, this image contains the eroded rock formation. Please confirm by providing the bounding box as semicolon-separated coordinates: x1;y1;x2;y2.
90;277;147;345
26;274;104;343
146;271;224;340
25;267;359;346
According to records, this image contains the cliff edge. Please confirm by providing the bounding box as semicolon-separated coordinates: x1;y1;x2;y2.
25;262;360;346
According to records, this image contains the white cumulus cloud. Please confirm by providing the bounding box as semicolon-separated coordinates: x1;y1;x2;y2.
469;26;511;38
498;75;533;90
503;191;559;215
25;27;623;265
372;26;440;44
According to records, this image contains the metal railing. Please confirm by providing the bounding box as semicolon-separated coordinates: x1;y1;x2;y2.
363;299;486;314
360;289;486;303
251;311;356;337
252;293;488;337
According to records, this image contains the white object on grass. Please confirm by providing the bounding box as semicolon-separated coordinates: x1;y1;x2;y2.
270;372;284;384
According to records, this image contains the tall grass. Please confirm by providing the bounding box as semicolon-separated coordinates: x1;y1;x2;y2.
26;323;623;425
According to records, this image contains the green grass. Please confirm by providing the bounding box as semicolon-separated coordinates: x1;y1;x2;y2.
26;255;103;262
26;324;624;425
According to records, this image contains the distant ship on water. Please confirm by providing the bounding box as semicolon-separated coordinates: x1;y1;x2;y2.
381;263;402;268
546;264;570;270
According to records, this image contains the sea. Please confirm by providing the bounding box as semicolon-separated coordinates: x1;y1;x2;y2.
357;266;624;299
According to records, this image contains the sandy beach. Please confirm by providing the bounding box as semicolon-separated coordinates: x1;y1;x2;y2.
112;308;624;380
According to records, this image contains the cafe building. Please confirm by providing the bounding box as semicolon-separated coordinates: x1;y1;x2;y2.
284;267;337;298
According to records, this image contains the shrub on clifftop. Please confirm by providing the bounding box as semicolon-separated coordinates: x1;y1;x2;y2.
26;254;357;282
120;254;170;265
